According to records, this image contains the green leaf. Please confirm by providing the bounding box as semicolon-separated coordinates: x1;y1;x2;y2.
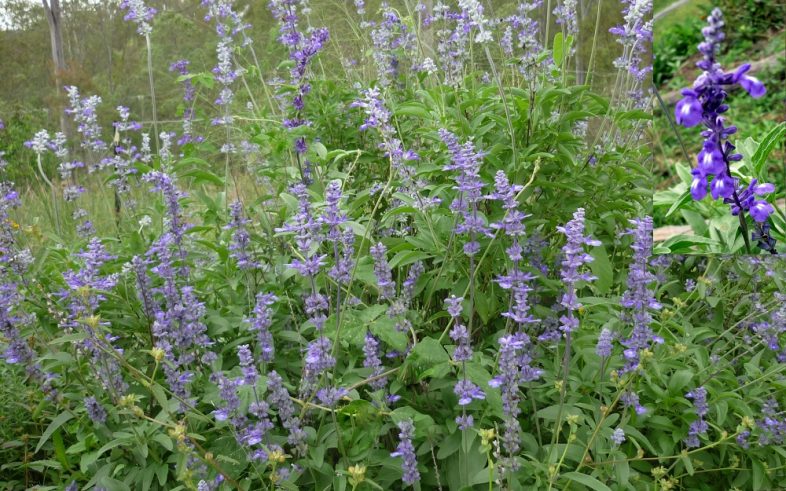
409;337;450;367
394;102;431;119
98;476;131;491
180;169;225;186
561;472;612;491
752;122;786;175
661;234;720;252
553;33;564;65
588;246;613;295
436;430;462;459
668;369;693;394
680;452;694;476
665;190;692;218
36;412;74;453
370;317;408;352
152;433;173;452
95;438;131;460
49;332;89;345
752;458;766;490
314;142;328;160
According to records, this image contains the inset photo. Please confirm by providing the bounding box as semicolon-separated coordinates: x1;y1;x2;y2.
652;1;785;254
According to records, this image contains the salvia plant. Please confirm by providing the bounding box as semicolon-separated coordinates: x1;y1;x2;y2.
655;7;786;255
0;1;785;491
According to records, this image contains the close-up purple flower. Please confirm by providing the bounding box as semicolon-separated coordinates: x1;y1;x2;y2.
672;8;776;252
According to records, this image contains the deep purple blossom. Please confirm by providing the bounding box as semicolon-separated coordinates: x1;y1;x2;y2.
169;60;203;145
143;172;189;258
621;391;646;415
320;181;354;284
674;8;775;239
596;327;614;357
369;5;415;86
316;386;348;407
351;88;423;192
758;399;786;446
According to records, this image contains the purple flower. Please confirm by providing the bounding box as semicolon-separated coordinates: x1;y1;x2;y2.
750;201;774;223
611;427;626;445
237;344;258;386
557;208;600;335
757;399;786;446
371;242;395;300
391;419;420;486
369;5;415;86
619;217;663;374
85;396;107;424
302;336;335;392
351;89;437;207
684;387;709;447
596;327;614;357
455;414;474;430
267;371;307;455
120;0;157;36
674;8;775;249
363;333;388;391
226;201;259;270
454;379;485;406
320;182;354;285
247;293;277;362
487;332;542;472
316;386;348;407
621;391;646;415
675;95;702;127
739;74;765;98
64;86;106;153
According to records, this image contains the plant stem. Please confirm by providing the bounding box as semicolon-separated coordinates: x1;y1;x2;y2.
144;33;159;153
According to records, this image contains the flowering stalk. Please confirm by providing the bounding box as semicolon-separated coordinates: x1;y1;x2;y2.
120;0;159;150
169;60;203;146
684;387;708;447
0;184;41;383
446;295;484;430
486;170;543;476
608;0;653;109
391;419;420;486
619;217;663;374
549;208;599;463
268;0;329;183
226;201;259;270
674;8;773;253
